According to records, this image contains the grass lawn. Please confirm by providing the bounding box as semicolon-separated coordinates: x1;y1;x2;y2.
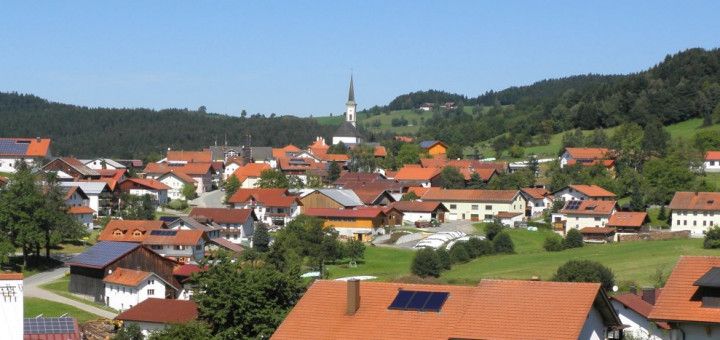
327;246;414;280
647;207;670;228
40;276;118;313
52;231;98;254
25;297;102;323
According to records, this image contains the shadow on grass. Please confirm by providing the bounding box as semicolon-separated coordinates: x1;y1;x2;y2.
3;255;63;276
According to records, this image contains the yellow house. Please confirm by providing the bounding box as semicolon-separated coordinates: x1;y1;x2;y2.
419;141;448;155
304;207;399;242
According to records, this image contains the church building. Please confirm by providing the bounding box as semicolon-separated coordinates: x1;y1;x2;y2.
332;75;364;145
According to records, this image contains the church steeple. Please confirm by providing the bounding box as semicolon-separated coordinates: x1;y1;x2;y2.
346;73;357;127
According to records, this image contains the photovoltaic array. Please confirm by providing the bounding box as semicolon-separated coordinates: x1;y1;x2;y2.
388;290;449;312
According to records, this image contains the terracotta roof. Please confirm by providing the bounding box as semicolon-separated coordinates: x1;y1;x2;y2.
97;168;126;180
231;163;272;180
277;157;326;171
406;186;430;197
68;206;95;214
334;172;386;185
612;290;671;330
0;273;23;280
668;191;720;211
97;220;166;242
173;264;207;277
305;207;386;219
563;147;610;160
394;136;414;143
227;188;299;207
115;298;198;324
142;229;207;246
0;137;51;157
102;268;153;286
649;256;720;324
209;237;246;253
351;188;393;205
272;145;302;158
390;201;448;213
395;167;440;181
706;151;720;160
62;186;79;201
166;150;211;163
143;162;213;176
189;207;257;224
120;178;171;191
49;157;100;177
567;159;615;167
272;279;619;340
566;184;617;198
559;200;616;215
494;211;523;218
0;174;6;185
158;170;197;184
607;211;648;228
579;227;616;234
421;188;520;203
520;187;551;199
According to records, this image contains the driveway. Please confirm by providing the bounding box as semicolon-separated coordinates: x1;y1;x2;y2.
189;189;226;208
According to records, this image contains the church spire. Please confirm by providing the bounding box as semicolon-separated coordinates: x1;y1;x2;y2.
345;73;357;127
347;73;355;103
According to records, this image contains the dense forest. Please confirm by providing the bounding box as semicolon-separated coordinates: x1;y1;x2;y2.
0;94;337;159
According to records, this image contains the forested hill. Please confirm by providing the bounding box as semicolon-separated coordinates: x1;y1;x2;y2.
0;94;336;159
415;47;720;146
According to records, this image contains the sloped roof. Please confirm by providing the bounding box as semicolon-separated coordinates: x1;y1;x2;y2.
494;211;523;218
333;172;386;186
23;317;81;339
96;168;127;181
144;162;213;176
395;167;440;181
391;201;448;213
115;298;198;324
59;181;110;195
56;157;101;177
173;263;206;277
68;206;95;214
272;279;619;340
607;211;648;228
61;185;87;201
227;188;299;207
565;184;617;198
334;121;363;138
669;191;720;211
142;229;207;246
520;187;552;199
157;170;197;184
650;256;720;324
209;237;246;253
706;151;720;160
97;220;166;242
102;268;153;286
421;188;520;203
418;140;447;149
67;241;140;268
351;187;395;205
579;227;616;234
0;174;7;185
231;162;272;181
0;137;51;157
167;216;221;232
188;207;257;224
612;290;670;330
166;150;211;163
120;178;171;191
305;207;385;219
314;189;364;207
82;158;127;169
559;200;616;215
563;147;610;160
0;273;23;280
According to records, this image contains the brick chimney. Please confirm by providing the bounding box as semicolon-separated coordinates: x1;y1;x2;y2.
642;287;656;305
346;279;360;315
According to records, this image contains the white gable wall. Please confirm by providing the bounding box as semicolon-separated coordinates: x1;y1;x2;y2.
670;210;717;236
104;275;167;312
610;300;669;340
577;306;606;340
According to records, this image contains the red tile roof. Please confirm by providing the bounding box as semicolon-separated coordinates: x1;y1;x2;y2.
272;279;619;340
120;178;171;191
159;170;197;184
173;263;206;277
395;166;440;181
567;184;617;197
189;207;257;224
0;273;23;280
520;187;551;199
166;150;211;163
607;211;648;228
567;159;615;167
115;298;198;324
559;200;616;215
227;188;300;207
563;147;610;160
350;187;393;205
102;268;152;286
0;174;7;185
62;186;79;201
650;256;720;324
0;137;51;157
422;188;520;202
706;151;720;160
390;201;448;213
97;220;166;242
612;290;671;330
231;163;272;182
209;237;246;253
305;207;386;218
68;206;95;214
144;162;213;176
668;191;720;211
142;229;207;246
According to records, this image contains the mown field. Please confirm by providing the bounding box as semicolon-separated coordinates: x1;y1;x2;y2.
25;297;101;323
329;227;720;290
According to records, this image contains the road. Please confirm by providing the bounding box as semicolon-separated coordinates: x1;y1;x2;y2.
189;189;226;208
23;254;118;320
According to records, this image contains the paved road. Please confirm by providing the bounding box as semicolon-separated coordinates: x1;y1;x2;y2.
189;189;226;208
23;254;118;320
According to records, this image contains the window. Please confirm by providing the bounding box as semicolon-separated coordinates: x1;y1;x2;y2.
712;221;715;226
151;245;162;250
133;230;142;236
594;217;601;221
449;204;457;209
148;289;155;296
704;221;707;226
113;230;123;236
684;220;687;225
174;245;186;250
485;205;492;210
471;205;478;210
148;279;155;285
677;220;680;225
196;245;202;250
694;221;697;226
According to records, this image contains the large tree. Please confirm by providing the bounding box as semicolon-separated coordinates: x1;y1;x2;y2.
348;143;377;172
551;260;615;291
223;174;240;203
257;169;289;189
0;163;46;266
439;166;465;189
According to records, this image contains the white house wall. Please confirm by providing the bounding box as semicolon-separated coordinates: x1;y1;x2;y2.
434;196;525;221
552;213;612;230
104;277;166;312
671;210;717;237
402;212;432;224
158;176;191;201
611;300;669;340
0;277;23;340
704;160;720;173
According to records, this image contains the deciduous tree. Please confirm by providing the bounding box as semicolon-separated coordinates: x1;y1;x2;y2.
411;248;441;278
552;260;615;291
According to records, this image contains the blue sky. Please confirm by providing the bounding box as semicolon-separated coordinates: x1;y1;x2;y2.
1;1;719;117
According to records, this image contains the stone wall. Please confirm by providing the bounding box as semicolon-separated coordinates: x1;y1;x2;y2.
618;230;690;242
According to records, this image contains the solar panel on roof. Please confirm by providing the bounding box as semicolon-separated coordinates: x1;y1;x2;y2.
388;290;414;309
150;229;177;236
406;291;432;310
24;317;77;335
566;200;582;210
388;290;450;312
70;241;139;268
0;140;30;155
424;292;449;312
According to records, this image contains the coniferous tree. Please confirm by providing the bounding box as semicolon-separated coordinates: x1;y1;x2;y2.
252;224;270;253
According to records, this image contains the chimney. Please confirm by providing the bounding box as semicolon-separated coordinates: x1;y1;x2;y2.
629;286;637;295
36;136;41;142
642;287;656;305
346;279;360;315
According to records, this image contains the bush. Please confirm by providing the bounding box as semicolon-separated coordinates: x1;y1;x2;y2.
411;248;441;278
484;221;505;241
473;239;495;256
435;248;452;270
450;242;471;263
563;228;584;249
493;232;515;254
543;233;564;252
704;226;720;249
166;199;188;211
551;260;615;291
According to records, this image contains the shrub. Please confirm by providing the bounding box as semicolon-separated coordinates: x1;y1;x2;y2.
484;220;505;241
564;228;584;249
704;226;720;249
450;242;471;263
166;199;188;211
493;232;515;254
473;239;495;256
436;248;452;270
411;248;441;278
543;233;564;252
551;260;615;291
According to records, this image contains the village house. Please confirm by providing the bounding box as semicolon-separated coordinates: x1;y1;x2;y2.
551;200;617;235
163;150;212;164
156;170;197;201
669;191;720;236
82;158;127;170
115;298;198;338
611;287;670;340
143;162;215;195
304;206;398;241
227;188;301;227
188;207;258;244
0;137;51;174
59;181;115;216
299;189;364;212
272;279;622;339
97;220;166;243
42;157;101;181
340;179;407;201
0;272;23;340
649;256;720;339
209;144;274;164
68;206;95;230
420;158;501;184
351;187;395;206
103;268;177;312
520;187;554;217
421;188;526;222
559;147;613;168
231;162;272;188
67;241;182;302
704;151;720;172
118;178;171;207
390;201;448;224
607;211;649;233
172;263;206;300
141;229;208;263
166;216;222;240
553;184;617;201
394;166;441;188
419;140;448;155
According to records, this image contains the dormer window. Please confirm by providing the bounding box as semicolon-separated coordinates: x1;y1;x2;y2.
133;230;142;236
694;267;720;308
113;230;123;236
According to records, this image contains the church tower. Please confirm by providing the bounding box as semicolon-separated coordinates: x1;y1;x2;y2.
346;74;357;127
